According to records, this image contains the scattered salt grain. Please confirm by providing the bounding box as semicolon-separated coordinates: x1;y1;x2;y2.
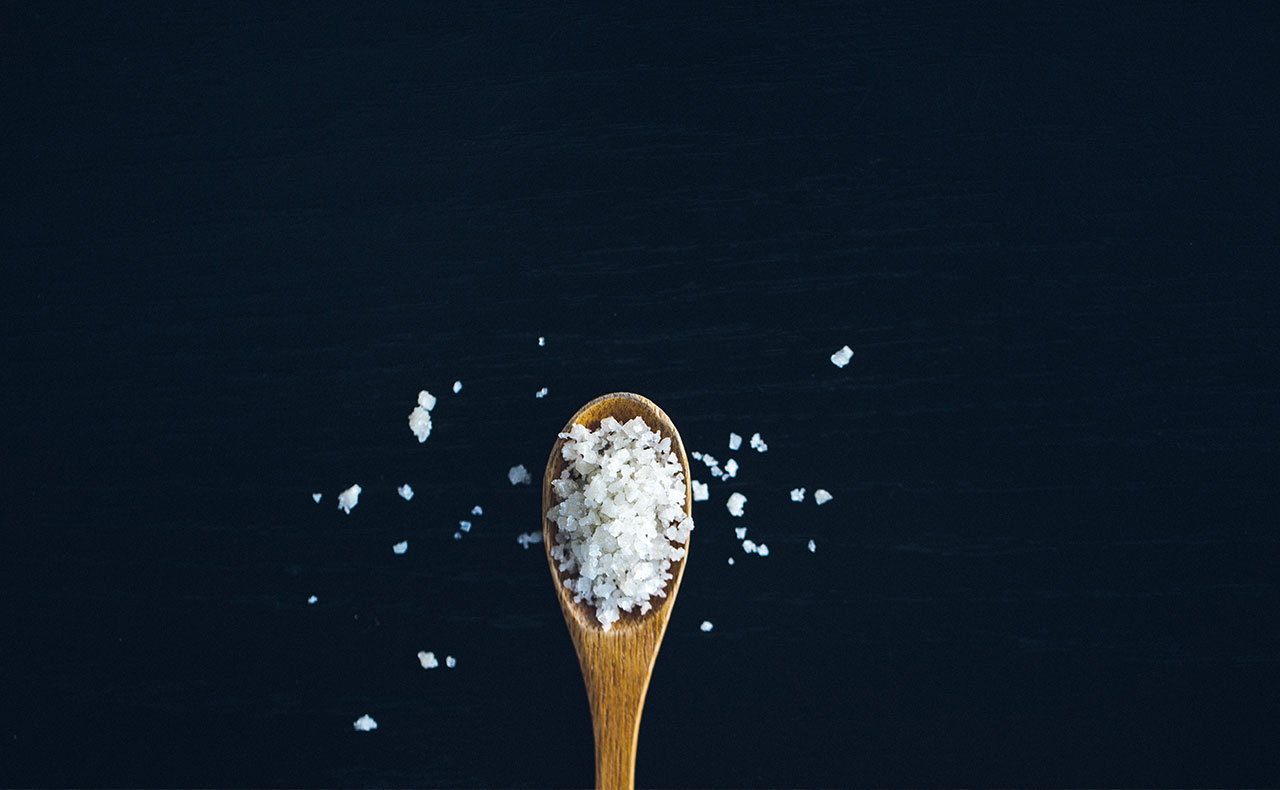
728;432;742;451
700;621;714;632
735;527;747;540
459;520;472;532
749;433;768;452
393;541;408;555
307;595;318;604
726;492;747;517
353;715;377;732
452;380;462;394
517;531;542;549
830;345;854;368
445;656;457;668
471;505;483;515
312;493;322;503
790;487;806;502
408;390;436;443
397;484;414;501
538;336;545;347
727;557;735;565
742;539;757;554
808;539;817;553
337;484;362;514
453;531;462;540
508;464;532;485
691;451;703;461
547;415;695;631
756;544;770;557
814;489;833;505
708;464;723;479
418;651;439;669
701;454;719;469
535;387;548;399
723;458;738;479
691;480;709;502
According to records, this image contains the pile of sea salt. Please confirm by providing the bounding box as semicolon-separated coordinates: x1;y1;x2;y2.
547;416;694;631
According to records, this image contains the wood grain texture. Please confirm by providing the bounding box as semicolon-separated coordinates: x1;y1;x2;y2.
543;393;693;790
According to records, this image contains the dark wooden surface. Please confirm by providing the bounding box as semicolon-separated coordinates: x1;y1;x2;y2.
3;3;1278;787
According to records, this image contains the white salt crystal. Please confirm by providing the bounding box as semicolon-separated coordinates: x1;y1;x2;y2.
808;539;817;553
790;487;806;502
701;454;719;468
453;531;462;540
535;387;548;399
830;345;854;368
538;336;545;347
749;433;768;452
516;531;543;549
727;557;735;565
723;458;738;479
700;621;714;632
728;432;742;451
814;489;833;505
353;714;377;732
742;539;757;554
471;505;483;515
445;656;456;668
307;595;318;604
337;484;362;514
459;520;471;532
417;651;438;669
691;480;709;502
547;415;695;631
709;464;723;478
691;451;703;461
408;390;436;442
312;493;322;503
508;464;532;485
735;527;747;540
397;484;414;501
393;541;408;555
726;492;747;517
452;380;462;394
756;543;770;557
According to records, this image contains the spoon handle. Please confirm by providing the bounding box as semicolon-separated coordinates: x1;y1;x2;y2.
575;629;660;790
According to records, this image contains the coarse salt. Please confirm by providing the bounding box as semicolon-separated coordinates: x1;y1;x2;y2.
691;480;709;502
353;714;377;732
312;493;322;503
397;484;414;501
726;492;747;517
471;505;483;515
742;539;757;554
516;531;542;549
756;543;770;557
547;416;694;631
830;345;854;368
749;433;768;453
393;541;408;555
538;336;545;347
337;484;361;514
700;621;714;632
418;651;438;669
735;527;747;540
535;387;548;399
307;595;318;604
445;656;456;669
723;458;738;479
408;390;436;443
728;432;742;451
814;489;833;505
459;520;472;532
808;539;817;553
508;464;532;485
790;487;805;502
452;380;462;394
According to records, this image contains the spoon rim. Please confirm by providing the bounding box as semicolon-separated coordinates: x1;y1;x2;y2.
542;392;693;635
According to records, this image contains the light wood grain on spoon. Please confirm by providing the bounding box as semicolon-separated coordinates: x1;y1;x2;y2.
543;392;693;790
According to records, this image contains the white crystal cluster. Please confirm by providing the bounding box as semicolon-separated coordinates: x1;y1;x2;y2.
547;416;694;631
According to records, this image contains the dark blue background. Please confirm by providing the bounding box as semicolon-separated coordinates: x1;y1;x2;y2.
3;3;1278;787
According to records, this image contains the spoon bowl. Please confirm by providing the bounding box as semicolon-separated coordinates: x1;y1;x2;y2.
543;392;693;790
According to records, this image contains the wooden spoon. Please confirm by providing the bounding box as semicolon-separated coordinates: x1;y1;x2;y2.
542;392;693;790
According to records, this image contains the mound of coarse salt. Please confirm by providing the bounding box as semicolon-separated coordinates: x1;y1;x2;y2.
547;416;694;631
